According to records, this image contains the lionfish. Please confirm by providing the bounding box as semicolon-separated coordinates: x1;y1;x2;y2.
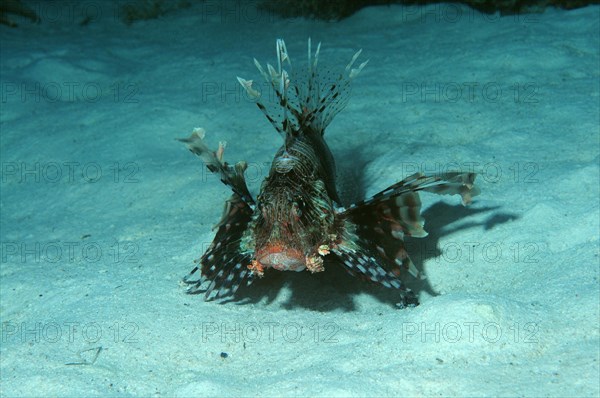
180;39;479;303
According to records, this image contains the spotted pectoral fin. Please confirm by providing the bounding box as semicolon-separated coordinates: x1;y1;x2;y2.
330;239;419;306
331;245;403;289
183;193;255;301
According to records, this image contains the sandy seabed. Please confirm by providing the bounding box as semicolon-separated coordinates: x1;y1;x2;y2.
1;1;599;396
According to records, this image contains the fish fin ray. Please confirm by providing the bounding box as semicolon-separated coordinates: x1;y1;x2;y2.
178;128;254;206
338;172;479;282
183;193;255;301
242;39;366;140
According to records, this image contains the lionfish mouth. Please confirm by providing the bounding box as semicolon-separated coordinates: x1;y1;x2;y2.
256;243;305;272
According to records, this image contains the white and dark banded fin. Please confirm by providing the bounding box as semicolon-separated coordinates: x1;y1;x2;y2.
330;243;418;306
347;172;479;212
418;172;480;205
237;38;367;139
183;194;255;301
200;254;254;301
178;128;254;206
336;172;479;288
331;246;404;289
342;191;426;281
180;128;256;300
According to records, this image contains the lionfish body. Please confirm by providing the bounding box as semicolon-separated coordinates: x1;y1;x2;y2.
180;39;479;302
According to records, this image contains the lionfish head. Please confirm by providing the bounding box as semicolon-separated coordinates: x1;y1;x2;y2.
253;188;313;272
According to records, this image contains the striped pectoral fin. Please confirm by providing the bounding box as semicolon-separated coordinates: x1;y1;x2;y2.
334;171;480;293
370;172;480;206
338;200;424;278
418;172;480;205
183;193;255;301
347;189;428;238
336;188;430;291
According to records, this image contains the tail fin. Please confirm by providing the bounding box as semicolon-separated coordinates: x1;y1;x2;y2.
237;38;368;139
334;172;479;299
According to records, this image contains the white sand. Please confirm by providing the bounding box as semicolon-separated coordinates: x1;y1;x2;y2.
1;1;598;396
